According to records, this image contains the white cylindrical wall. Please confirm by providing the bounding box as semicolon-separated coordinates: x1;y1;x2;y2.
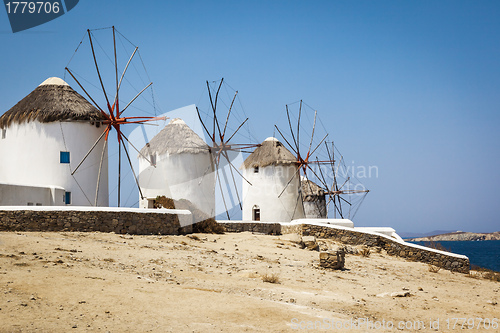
138;151;215;218
0;120;108;206
242;164;304;222
303;198;327;218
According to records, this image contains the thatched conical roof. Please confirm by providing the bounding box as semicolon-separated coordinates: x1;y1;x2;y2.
242;137;296;169
301;177;325;201
0;77;105;128
140;118;209;156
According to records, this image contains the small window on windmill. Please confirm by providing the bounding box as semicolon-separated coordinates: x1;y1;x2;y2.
64;192;72;205
60;151;70;164
150;154;156;166
254;166;259;173
27;202;34;206
1;128;5;139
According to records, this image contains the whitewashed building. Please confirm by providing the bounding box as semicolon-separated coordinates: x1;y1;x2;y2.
241;137;305;222
0;77;109;206
138;118;215;217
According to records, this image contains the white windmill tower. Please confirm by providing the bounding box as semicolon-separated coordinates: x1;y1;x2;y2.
138;118;215;218
0;77;108;206
241;137;305;222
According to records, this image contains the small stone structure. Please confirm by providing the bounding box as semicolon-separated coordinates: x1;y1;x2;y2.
0;207;193;235
320;250;345;270
301;236;319;251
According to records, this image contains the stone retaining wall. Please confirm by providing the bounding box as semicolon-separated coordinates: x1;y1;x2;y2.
218;221;281;235
301;224;470;273
219;221;469;273
0;209;191;235
0;210;470;273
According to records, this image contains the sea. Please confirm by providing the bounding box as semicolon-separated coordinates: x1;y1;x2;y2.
408;240;500;272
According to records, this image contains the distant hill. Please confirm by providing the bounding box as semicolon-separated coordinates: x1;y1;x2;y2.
399;230;456;239
408;231;500;242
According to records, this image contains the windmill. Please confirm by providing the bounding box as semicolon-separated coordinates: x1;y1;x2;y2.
196;78;260;219
274;100;369;220
64;26;165;207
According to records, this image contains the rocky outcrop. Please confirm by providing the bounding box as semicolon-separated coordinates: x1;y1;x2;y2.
409;231;500;242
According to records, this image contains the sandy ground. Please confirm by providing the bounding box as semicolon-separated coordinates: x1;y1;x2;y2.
0;231;498;332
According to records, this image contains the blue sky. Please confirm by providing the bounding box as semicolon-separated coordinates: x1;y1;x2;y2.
1;1;499;233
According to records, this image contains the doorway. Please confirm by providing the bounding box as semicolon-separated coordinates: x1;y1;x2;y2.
252;205;260;221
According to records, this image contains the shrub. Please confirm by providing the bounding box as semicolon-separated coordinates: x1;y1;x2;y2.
262;273;280;284
192;218;225;234
154;196;175;209
155;196;225;234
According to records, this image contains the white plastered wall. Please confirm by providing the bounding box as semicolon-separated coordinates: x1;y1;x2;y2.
138;151;215;218
0;183;65;206
303;198;327;218
0;121;108;206
242;164;305;222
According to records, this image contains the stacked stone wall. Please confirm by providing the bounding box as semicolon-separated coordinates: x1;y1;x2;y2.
301;224;470;273
0;210;190;235
219;222;281;235
217;221;470;273
0;211;470;273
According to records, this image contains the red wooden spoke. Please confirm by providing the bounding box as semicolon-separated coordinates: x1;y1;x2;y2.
66;27;168;207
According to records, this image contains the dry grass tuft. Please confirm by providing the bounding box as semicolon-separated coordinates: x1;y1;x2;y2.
470;265;500;282
261;273;280;284
424;241;450;252
360;247;371;257
428;265;441;273
483;271;500;282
